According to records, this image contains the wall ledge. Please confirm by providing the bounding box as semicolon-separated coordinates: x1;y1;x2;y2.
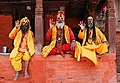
0;53;117;83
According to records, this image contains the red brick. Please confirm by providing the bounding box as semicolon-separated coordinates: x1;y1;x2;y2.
0;53;117;83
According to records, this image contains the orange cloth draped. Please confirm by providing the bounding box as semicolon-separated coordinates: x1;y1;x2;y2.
9;27;35;59
42;25;81;58
78;27;108;65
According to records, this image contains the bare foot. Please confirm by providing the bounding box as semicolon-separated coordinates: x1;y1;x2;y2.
60;51;65;57
14;72;19;80
24;71;29;78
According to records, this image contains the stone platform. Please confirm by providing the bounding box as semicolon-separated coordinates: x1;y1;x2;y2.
0;53;117;83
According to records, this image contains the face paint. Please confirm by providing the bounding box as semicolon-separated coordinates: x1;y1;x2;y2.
56;8;65;28
57;14;64;23
22;19;29;26
20;19;30;33
57;9;65;22
56;10;65;28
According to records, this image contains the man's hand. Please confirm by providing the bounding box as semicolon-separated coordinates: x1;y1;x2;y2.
15;20;21;29
78;21;86;30
70;40;76;50
49;19;55;30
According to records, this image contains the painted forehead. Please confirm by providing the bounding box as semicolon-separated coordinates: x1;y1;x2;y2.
23;19;29;22
57;13;64;17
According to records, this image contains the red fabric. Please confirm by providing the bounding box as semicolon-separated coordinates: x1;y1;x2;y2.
45;30;52;45
49;43;75;56
45;27;75;44
45;26;75;56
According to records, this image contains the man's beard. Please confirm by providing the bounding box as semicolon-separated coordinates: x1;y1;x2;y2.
88;22;93;28
56;21;65;28
20;25;29;33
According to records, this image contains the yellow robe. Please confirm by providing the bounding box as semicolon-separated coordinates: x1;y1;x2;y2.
78;27;108;65
9;27;35;59
42;25;81;60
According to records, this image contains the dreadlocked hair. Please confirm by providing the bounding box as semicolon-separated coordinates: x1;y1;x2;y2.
85;15;96;43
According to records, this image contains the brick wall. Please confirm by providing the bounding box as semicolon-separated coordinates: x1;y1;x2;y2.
0;15;13;53
0;54;117;83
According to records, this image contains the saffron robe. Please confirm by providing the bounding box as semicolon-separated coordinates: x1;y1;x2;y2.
9;27;35;59
78;27;108;65
42;25;81;60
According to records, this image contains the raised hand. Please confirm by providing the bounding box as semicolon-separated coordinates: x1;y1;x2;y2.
78;21;86;30
15;20;21;29
49;19;55;30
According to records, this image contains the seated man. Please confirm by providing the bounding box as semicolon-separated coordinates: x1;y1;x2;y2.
42;7;81;58
77;15;109;65
9;17;35;80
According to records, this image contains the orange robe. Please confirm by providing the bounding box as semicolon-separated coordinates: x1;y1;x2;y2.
9;27;35;71
78;27;108;65
9;27;35;58
42;25;81;59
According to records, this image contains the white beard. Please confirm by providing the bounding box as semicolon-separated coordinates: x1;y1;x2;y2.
56;21;65;28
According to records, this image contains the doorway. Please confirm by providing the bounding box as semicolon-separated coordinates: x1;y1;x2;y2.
0;0;35;52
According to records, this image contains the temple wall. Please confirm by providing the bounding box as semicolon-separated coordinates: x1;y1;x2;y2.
0;53;117;83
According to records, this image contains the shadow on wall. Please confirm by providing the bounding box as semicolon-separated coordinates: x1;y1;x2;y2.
71;28;83;44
